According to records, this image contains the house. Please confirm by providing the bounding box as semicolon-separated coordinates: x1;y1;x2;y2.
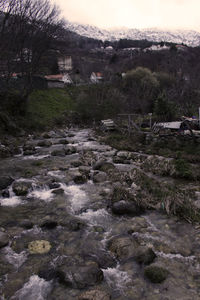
176;45;188;52
143;44;170;52
90;72;103;83
45;73;73;88
58;56;72;72
105;46;114;51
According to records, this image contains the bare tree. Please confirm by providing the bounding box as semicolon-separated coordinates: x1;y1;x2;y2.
0;0;63;94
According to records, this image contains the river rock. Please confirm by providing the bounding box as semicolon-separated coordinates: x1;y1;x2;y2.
77;289;111;300
65;146;76;155
144;265;169;283
58;139;69;145
49;182;60;189
42;133;51;139
1;189;10;197
107;235;139;261
93;160;115;172
37;140;52;147
117;151;130;159
40;217;58;229
0;257;13;276
23;149;36;156
23;144;36;151
52;188;64;195
28;240;52;254
60;216;86;231
127;217;148;234
0;176;14;190
38;267;58;281
0;144;11;158
57;262;104;289
0;231;9;248
51;149;66;157
19;219;34;229
13;181;32;196
73;173;87;184
93;171;107;183
113;156;127;164
112;200;144;216
134;247;157;265
82;249;116;269
71;160;82;168
79;166;91;177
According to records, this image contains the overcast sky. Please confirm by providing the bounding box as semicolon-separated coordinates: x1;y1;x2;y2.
54;0;200;31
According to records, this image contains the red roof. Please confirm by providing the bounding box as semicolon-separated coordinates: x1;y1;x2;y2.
95;72;103;78
45;74;63;80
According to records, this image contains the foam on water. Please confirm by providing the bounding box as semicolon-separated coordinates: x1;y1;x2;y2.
156;251;196;262
2;247;27;269
103;265;131;292
28;187;53;202
79;208;112;227
132;231;168;244
0;196;22;207
63;184;89;213
0;185;23;207
22;225;42;235
11;275;52;300
47;170;65;179
22;154;50;160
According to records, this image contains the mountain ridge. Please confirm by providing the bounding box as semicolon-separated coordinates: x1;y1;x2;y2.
65;21;200;47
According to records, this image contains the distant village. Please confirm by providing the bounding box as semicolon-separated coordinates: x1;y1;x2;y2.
1;42;189;90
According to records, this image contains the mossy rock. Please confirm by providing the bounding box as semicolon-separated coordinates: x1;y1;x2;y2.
28;240;52;254
13;181;32;196
144;265;168;283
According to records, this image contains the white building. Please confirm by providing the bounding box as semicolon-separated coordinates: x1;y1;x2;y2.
90;72;103;83
45;73;73;88
58;56;73;72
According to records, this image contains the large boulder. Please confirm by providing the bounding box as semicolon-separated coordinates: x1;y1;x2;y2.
58;139;69;145
65;146;77;155
93;171;107;183
57;262;104;289
77;289;111;300
73;173;87;184
40;217;58;230
12;181;32;196
93;160;115;172
0;176;14;190
112;200;143;216
0;231;9;248
0;144;11;158
134;247;157;265
37;140;52;147
107;235;139;261
60;216;86;231
82;249;116;269
51;149;66;157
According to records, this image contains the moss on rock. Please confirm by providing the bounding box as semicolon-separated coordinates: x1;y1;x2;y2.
144;265;168;283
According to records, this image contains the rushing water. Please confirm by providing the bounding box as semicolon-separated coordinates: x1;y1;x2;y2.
0;128;200;300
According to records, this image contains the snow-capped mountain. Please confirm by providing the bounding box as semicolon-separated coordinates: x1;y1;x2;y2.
65;21;200;47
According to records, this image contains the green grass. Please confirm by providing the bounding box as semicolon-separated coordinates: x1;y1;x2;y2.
25;89;74;130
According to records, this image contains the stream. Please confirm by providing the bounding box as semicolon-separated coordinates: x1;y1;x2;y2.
0;128;200;300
